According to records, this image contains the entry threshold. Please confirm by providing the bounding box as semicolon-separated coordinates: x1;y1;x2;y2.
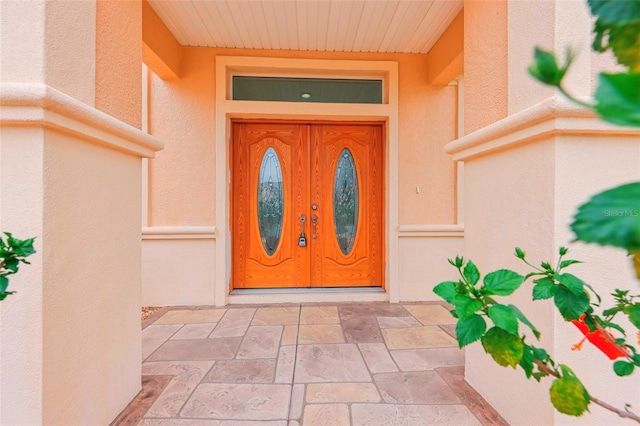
231;287;385;295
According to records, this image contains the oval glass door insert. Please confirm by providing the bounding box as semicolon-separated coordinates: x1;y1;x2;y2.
257;147;284;255
333;148;359;255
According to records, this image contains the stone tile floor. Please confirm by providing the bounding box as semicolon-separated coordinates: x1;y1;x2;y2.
112;302;508;425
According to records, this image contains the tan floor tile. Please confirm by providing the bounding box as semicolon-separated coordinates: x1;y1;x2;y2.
298;324;345;344
237;325;283;359
358;343;398;373
351;404;482;425
300;306;340;324
147;337;242;361
252;306;300;325
374;371;461;404
202;359;275;383
342;316;384;343
210;308;256;338
391;347;464;371
154;309;226;325
141;361;214;417
289;383;305;420
282;324;299;345
275;345;296;383
170;323;216;340
377;316;422;328
180;383;291;420
306;383;380;403
403;304;456;325
303;404;350;426
382;326;457;350
294;344;371;383
142;325;182;361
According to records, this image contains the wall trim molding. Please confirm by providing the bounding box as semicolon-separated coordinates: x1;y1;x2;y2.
398;224;464;237
445;96;640;161
0;83;163;158
142;226;217;240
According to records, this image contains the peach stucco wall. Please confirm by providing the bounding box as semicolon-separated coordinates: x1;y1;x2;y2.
453;0;640;424
96;0;142;129
147;48;457;226
148;47;217;226
463;0;508;135
1;1;161;424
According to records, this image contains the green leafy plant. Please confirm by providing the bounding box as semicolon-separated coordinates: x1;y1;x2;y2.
434;0;640;422
436;247;640;420
528;0;640;127
0;232;36;301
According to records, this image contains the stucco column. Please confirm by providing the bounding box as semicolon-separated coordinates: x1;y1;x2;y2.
453;0;640;424
0;1;161;424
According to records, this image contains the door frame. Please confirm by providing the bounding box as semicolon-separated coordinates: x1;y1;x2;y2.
230;120;385;289
215;56;399;305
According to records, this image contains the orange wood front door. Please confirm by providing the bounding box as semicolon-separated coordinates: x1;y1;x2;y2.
232;121;384;289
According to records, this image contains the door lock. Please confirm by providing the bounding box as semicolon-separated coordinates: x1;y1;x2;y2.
298;214;307;247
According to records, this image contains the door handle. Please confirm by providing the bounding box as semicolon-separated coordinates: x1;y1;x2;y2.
311;214;318;239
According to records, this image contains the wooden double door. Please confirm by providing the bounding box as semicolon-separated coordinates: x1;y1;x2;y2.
232;121;384;289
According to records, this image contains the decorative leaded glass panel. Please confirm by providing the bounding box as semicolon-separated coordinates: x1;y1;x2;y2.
257;147;284;255
333;149;359;255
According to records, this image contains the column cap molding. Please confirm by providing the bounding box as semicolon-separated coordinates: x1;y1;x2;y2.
446;96;640;161
0;83;163;158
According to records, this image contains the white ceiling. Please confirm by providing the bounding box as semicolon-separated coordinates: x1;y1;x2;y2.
147;0;463;54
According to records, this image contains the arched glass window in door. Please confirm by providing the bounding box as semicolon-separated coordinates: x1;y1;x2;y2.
333;148;359;255
257;147;284;255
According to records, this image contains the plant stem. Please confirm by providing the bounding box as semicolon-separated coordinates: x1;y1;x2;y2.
557;84;595;109
534;360;640;423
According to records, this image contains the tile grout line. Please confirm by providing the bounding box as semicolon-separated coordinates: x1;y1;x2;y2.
287;303;303;424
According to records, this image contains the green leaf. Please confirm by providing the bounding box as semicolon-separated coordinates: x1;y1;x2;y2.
625;303;640;329
559;246;569;256
532;346;549;362
509;304;541;339
554;286;590;320
455;314;487;348
603;306;624;317
520;344;535;378
4;258;19;273
571;182;640;250
594;73;640;126
556;273;587;296
463;260;480;286
559;259;582;269
453;294;483;320
532;277;558;300
528;47;571;86
433;281;459;304
613;360;635;377
0;276;8;294
481;327;524;368
487;304;519;336
588;0;640;26
549;375;590;416
483;269;525;296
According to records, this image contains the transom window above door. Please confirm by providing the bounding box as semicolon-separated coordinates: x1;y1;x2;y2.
232;76;383;104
